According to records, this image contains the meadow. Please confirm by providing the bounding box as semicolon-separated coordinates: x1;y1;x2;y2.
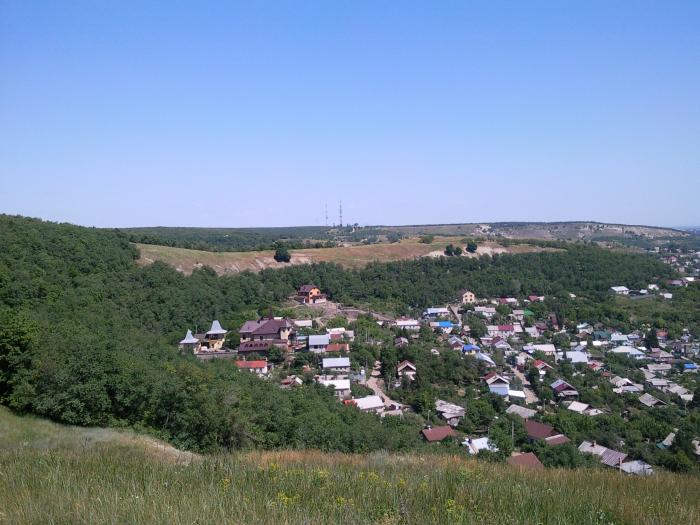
1;408;699;525
135;237;549;275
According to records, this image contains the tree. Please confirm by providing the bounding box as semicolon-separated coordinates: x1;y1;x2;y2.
454;246;463;256
268;346;285;364
273;242;291;263
444;244;455;256
466;241;478;253
0;310;37;410
419;235;434;244
644;328;659;349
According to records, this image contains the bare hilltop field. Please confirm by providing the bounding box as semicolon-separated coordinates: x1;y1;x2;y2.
136;237;554;275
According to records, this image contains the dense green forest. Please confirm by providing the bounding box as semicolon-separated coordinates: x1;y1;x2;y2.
0;215;686;452
122;225;335;251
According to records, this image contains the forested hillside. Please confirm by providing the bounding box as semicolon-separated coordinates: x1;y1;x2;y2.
122;225;334;251
0;215;682;451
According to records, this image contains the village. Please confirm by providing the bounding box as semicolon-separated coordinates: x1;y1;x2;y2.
178;272;700;474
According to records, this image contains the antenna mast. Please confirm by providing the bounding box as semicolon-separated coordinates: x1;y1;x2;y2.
339;201;343;228
325;203;328;227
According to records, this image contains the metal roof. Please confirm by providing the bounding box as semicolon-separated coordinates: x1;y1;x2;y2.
179;329;199;344
322;357;350;368
207;320;227;335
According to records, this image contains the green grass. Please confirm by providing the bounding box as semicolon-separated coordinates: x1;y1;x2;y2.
1;407;699;524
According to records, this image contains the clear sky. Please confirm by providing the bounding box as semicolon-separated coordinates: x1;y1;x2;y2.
1;1;698;228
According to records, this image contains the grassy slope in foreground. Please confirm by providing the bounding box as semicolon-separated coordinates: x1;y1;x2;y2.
1;408;699;525
135;237;552;275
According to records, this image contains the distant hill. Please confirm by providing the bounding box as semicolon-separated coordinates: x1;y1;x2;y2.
380;221;688;241
119;221;695;253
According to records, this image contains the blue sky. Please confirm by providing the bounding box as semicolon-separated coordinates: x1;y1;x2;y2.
1;1;698;228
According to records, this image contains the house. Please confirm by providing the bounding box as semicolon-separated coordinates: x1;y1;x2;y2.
327;342;350;353
293;319;313;329
576;322;594;335
566;401;603;416
507;452;544;470
649;349;674;362
556;350;589;365
657;432;676;450
515;352;533;370
460;290;477;304
235;359;269;377
240;317;295;346
609;346;646;360
684;362;698;373
527;295;544;303
610;376;643;394
566;401;590;415
394;336;409;348
308;334;331;353
638;393;667;408
422;426;457;443
463;437;498;455
317;378;351;399
532;359;553;379
430;320;456;334
180;321;236;358
610;334;631;346
483;372;510;396
423;307;450;319
296;284;327;304
525;344;556;356
179;329;201;353
462;344;481;355
238;340;286;356
506;404;537;419
280;375;303;389
448;335;465;350
474;306;496;319
327;327;355;342
394;318;421;331
397;360;417;381
588;360;604;372
610;286;630;295
646;377;669;389
665;383;692;400
435;400;466;426
475;352;496;367
203;320;228;349
578;440;628;468
523;420;569;446
551;379;579;399
487;325;515;338
348;395;384;413
322;357;351;373
620;460;654;476
644;363;672;375
179;320;229;353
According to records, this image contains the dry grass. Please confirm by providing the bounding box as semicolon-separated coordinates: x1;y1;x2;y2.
1;408;699;524
135;238;554;275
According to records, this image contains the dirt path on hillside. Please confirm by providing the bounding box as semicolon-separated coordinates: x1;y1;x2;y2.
510;367;540;405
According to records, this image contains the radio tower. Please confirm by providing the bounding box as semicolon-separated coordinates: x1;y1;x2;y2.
339;201;343;228
324;203;328;227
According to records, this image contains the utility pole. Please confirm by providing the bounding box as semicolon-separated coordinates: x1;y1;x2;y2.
339;200;343;228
